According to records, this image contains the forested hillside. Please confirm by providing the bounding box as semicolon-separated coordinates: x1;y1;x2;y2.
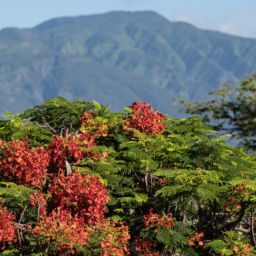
1;11;256;116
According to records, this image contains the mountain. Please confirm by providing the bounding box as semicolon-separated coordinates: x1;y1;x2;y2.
1;11;256;117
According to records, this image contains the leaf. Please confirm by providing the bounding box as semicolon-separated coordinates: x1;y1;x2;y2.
156;229;172;246
196;186;218;201
123;107;133;114
133;192;148;205
1;249;20;256
206;239;227;253
93;100;103;110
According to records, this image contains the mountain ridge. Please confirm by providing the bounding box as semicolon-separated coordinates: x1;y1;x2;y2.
0;11;256;116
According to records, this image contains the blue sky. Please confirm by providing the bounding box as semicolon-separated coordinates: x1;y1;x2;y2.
1;0;255;38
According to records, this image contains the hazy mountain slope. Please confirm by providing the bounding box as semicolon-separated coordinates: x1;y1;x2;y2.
0;11;256;116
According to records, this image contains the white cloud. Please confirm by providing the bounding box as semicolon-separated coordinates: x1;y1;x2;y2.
170;8;256;39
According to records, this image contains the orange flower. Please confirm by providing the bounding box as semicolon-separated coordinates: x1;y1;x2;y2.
189;240;194;246
233;246;239;252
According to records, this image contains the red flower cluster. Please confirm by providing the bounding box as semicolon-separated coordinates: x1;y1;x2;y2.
30;190;47;216
79;110;108;139
48;171;110;224
0;111;130;255
89;219;130;256
224;183;248;212
124;100;165;135
29;170;129;255
0;138;50;187
188;232;204;246
232;183;248;193
48;112;108;174
79;111;108;159
144;208;175;231
233;245;251;255
48;134;84;172
31;208;89;254
155;177;168;190
0;199;17;250
135;237;160;256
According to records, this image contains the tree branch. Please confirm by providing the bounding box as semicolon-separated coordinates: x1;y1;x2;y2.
250;206;256;246
33;117;56;134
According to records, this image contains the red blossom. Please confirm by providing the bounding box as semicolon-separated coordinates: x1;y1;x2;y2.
48;171;109;224
48;112;108;174
31;210;130;255
224;183;248;212
189;232;204;247
0;111;129;255
124;100;165;135
0;199;17;250
0;138;50;187
30;208;89;254
135;237;160;256
89;219;130;256
79;111;108;139
143;208;175;231
155;177;168;189
30;190;47;216
48;134;84;173
231;244;252;255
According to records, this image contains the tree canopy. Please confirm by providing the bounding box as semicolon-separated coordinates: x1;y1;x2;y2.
0;97;256;255
179;73;256;150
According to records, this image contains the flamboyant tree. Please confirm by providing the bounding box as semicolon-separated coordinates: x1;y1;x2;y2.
0;97;256;255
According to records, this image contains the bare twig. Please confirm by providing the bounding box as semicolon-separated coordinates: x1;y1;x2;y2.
19;204;28;224
16;204;28;247
65;158;72;176
144;148;150;193
183;212;186;223
145;171;149;193
45;240;50;254
250;206;256;246
37;202;41;221
14;223;29;231
235;227;250;233
33;116;57;134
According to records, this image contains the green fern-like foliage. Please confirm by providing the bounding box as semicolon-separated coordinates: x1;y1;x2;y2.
1;96;256;255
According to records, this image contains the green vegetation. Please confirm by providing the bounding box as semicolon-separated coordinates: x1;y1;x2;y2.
180;72;256;150
0;96;256;255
